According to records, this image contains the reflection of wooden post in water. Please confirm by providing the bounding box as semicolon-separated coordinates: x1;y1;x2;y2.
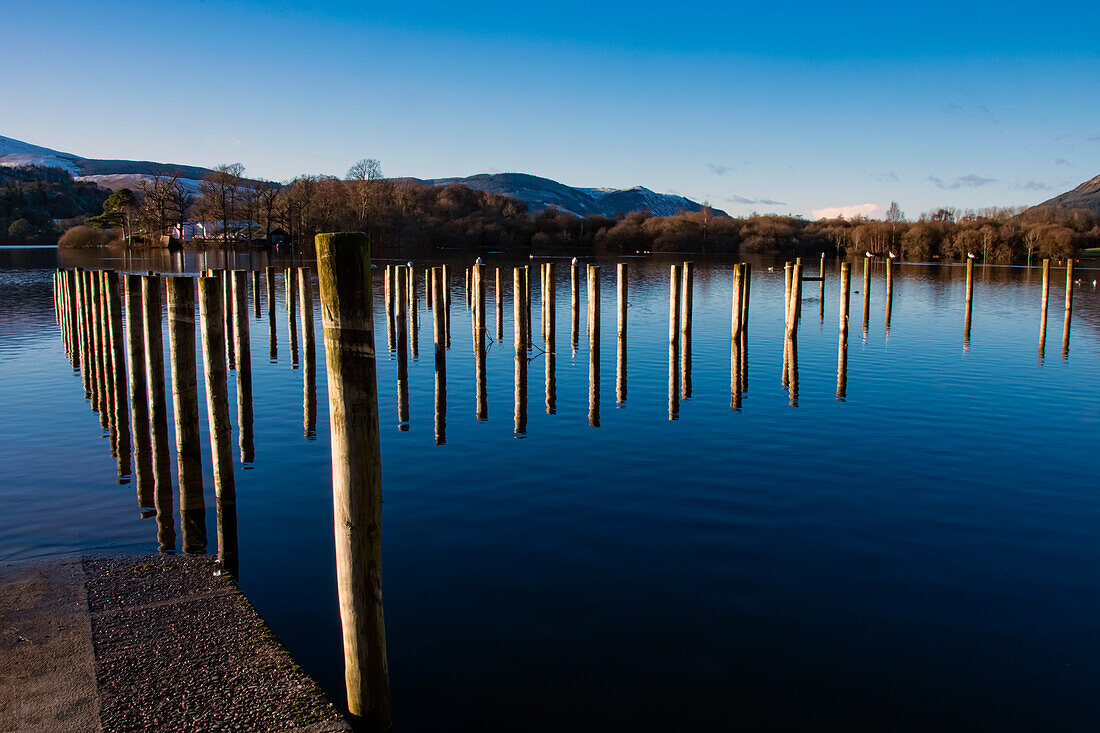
142;275;176;553
514;267;527;437
1063;258;1074;356
383;265;394;352
964;258;974;345
495;267;503;340
395;266;409;431
588;265;600;427
885;257;893;330
426;267;433;311
571;261;579;356
124;275;154;514
314;233;391;728
680;262;693;399
669;264;681;420
466;266;471;310
83;270;98;404
232;271;255;463
67;270;80;370
786;264;802;405
442;264;451;348
286;267;300;367
105;272;131;480
197;275;238;576
1039;258;1050;359
432;268;447;445
474;264;487;421
167;277;207;554
266;266;277;361
616;263;627;405
300;267;317;437
862;255;871;335
838;263;851;400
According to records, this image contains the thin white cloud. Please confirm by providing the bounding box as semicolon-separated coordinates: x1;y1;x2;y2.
707;163;735;175
812;203;885;220
928;174;995;190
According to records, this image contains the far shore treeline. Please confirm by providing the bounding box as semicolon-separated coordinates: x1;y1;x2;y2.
4;161;1098;263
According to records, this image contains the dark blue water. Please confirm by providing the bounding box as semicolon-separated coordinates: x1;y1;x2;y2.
3;246;1100;731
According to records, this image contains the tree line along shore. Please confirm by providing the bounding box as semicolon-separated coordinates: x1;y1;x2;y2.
3;162;1098;263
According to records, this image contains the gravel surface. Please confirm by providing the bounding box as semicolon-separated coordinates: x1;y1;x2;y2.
83;555;350;732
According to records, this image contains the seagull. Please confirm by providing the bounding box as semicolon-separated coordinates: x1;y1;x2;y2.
888;251;896;259
406;261;413;267
571;257;578;265
767;266;775;271
475;257;482;265
1093;280;1097;287
865;251;873;258
967;252;976;259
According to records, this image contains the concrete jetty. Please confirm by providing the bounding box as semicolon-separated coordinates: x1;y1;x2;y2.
0;555;350;732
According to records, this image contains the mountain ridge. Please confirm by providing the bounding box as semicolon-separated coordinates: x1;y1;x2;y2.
1036;173;1100;215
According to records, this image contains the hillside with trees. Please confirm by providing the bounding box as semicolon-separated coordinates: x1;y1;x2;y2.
0;166;109;244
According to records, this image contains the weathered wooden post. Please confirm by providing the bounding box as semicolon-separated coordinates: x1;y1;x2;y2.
570;260;579;356
495;267;503;341
314;232;391;729
300;267;317;437
395;266;409;431
680;262;693;400
819;253;826;321
524;265;532;349
124;274;154;514
474;263;487;421
266;266;277;361
514;267;527;437
885;257;893;329
730;264;744;410
224;270;236;367
616;263;627;405
143;274;176;553
66;270;80;370
783;262;793;328
669;264;681;420
76;269;92;398
741;262;752;338
90;272;108;425
588;265;600;427
544;263;555;347
964;258;974;344
167;276;207;554
233;271;254;462
465;266;471;310
99;272;120;453
287;267;300;367
432;268;447;445
408;266;419;360
105;272;131;480
545;265;556;415
838;262;851;401
1062;258;1074;356
383;265;394;353
442;264;451;348
786;264;802;404
253;270;262;319
862;255;871;333
1039;258;1050;358
426;267;434;311
197;274;237;576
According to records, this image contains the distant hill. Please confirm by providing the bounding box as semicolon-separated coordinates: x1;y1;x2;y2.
412;173;725;218
1035;173;1100;215
0;134;212;195
2;134;723;219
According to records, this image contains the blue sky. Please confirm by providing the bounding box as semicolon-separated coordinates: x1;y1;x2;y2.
3;0;1098;218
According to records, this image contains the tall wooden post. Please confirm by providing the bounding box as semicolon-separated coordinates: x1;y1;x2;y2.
514;267;527;437
885;257;894;329
588;265;600;427
616;263;627;405
474;264;487;421
224;270;236;367
680;262;693;400
266;266;277;361
570;261;579;356
432;268;447;445
545;264;556;415
668;264;681;421
314;233;391;729
524;265;532;349
964;258;974;344
105;272;131;480
233;271;254;462
124;275;154;514
75;269;91;398
300;267;317;437
198;275;237;576
90;272;108;424
838;263;851;400
862;255;871;334
1039;258;1050;359
1063;258;1074;356
167;277;207;554
395;266;409;431
383;265;394;352
98;272;119;452
66;270;80;370
442;264;451;348
786;264;802;404
408;266;419;361
143;274;176;553
252;270;262;319
495;267;503;341
287;267;299;367
819;253;826;321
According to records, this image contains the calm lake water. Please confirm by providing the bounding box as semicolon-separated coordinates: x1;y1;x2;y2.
3;246;1100;731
